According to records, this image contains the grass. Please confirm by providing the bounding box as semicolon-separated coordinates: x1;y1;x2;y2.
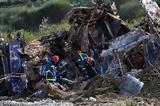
1;22;71;43
0;0;72;43
0;0;152;43
0;0;72;32
125;17;146;30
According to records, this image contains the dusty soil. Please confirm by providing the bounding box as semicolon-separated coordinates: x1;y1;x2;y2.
0;71;160;106
0;95;159;106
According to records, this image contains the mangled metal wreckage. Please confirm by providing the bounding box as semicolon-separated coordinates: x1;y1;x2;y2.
0;0;160;99
0;37;27;95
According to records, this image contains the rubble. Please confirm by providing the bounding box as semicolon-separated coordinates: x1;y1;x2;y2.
66;2;130;52
139;0;160;27
0;0;160;104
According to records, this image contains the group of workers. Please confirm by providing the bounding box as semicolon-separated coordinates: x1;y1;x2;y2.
0;32;99;91
41;50;98;86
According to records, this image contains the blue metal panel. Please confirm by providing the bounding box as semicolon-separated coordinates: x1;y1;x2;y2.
101;28;148;56
105;54;122;78
100;28;149;78
144;39;160;65
10;77;27;94
119;74;144;96
8;43;22;73
7;42;27;94
1;56;9;75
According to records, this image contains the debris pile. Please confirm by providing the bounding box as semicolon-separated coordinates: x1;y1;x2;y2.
0;0;160;102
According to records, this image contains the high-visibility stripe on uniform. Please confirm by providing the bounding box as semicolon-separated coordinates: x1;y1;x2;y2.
79;53;84;60
46;70;56;81
79;53;88;61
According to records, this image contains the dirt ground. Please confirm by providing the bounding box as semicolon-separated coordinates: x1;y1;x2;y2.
0;75;159;106
0;95;160;106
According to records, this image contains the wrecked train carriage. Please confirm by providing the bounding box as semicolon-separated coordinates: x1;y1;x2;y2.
0;42;27;95
66;5;130;53
100;27;160;77
99;0;160;77
138;0;160;75
139;0;160;29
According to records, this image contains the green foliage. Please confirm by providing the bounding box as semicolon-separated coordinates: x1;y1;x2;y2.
155;0;160;6
113;0;145;20
29;22;70;42
38;22;70;39
1;0;159;43
125;17;146;29
0;22;70;43
70;0;145;20
0;0;72;32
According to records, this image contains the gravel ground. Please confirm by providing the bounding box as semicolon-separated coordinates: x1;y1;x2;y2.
0;99;73;106
0;96;159;106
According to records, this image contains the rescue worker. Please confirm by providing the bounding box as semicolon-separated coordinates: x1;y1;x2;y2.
51;55;68;75
41;55;57;83
73;50;98;80
51;55;64;76
41;54;74;89
51;55;60;67
51;55;73;85
85;57;97;78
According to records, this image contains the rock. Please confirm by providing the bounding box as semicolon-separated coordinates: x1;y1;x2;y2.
89;97;96;102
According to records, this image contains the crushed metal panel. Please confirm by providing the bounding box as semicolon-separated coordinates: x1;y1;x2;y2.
2;57;9;74
104;52;124;78
100;28;149;77
66;3;130;52
8;43;22;73
9;77;27;94
106;13;129;37
101;28;149;57
139;0;160;26
139;0;160;35
144;37;160;65
8;43;27;94
119;74;144;96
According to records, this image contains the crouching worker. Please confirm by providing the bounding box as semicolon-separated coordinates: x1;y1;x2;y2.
73;51;98;80
85;57;98;78
33;55;65;99
41;55;58;83
41;55;74;87
52;55;74;87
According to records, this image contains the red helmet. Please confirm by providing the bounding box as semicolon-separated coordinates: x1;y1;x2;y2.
52;55;60;62
86;57;94;64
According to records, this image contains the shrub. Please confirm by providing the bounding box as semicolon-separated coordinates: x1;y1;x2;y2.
0;0;72;31
125;17;146;29
1;22;70;43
